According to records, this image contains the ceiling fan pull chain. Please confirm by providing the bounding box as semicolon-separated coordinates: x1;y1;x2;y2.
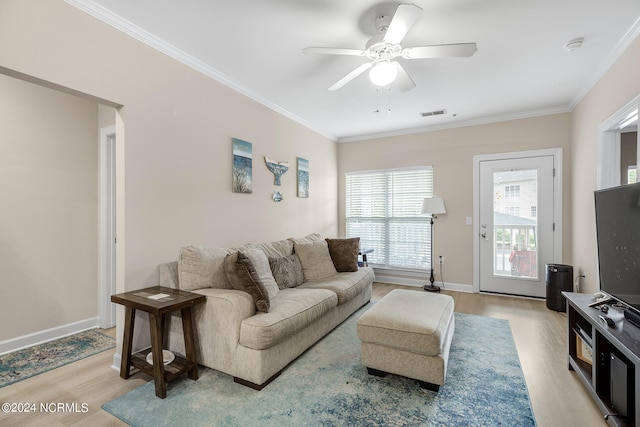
374;87;380;113
387;86;392;115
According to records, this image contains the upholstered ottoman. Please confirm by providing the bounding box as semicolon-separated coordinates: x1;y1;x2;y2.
356;289;455;391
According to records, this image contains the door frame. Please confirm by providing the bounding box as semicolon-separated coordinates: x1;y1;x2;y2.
472;148;563;294
99;124;116;328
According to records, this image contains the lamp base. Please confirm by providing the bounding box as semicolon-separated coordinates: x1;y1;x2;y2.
424;267;441;292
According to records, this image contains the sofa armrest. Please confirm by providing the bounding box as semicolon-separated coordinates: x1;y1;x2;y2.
166;287;255;375
159;262;179;289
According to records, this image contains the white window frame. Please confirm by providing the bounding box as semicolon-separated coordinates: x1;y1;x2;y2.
345;166;434;270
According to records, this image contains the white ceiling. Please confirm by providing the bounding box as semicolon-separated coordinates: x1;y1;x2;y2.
69;0;640;142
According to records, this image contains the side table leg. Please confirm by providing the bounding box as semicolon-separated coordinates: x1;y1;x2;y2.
120;307;135;379
149;313;167;398
181;307;199;380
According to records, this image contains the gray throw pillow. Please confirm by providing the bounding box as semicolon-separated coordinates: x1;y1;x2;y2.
269;254;305;289
224;248;279;312
326;237;360;272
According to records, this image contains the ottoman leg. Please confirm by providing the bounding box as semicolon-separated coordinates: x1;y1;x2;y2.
418;380;440;392
366;367;387;377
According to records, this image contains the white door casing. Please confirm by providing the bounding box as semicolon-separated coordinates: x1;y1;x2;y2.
473;149;563;297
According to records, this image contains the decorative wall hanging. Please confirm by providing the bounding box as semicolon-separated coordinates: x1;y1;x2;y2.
232;138;252;194
264;157;289;186
297;157;309;198
272;191;283;202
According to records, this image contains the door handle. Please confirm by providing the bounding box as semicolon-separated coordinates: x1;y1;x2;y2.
481;232;487;239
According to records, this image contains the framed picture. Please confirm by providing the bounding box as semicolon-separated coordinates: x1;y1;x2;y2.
297;157;309;198
576;335;593;365
232;138;252;194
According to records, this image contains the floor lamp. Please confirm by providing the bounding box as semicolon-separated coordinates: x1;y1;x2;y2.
422;197;446;292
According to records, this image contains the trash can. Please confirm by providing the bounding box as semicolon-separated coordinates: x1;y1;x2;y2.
546;264;573;311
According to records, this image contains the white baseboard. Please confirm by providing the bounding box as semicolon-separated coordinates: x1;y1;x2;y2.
112;352;121;372
373;268;474;293
0;317;100;356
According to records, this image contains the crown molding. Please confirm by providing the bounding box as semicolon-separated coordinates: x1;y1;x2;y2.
66;0;638;144
569;16;640;109
64;0;337;141
337;106;572;143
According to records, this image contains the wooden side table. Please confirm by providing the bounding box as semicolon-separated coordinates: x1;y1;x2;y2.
111;286;206;398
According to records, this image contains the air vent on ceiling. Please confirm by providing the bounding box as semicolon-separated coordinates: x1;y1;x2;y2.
420;109;447;117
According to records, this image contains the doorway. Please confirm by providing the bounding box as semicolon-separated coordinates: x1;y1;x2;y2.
473;149;563;297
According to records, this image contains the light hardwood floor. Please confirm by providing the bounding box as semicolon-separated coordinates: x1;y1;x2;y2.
0;283;606;427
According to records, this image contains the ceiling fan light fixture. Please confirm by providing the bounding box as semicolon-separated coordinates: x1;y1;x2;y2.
369;60;397;86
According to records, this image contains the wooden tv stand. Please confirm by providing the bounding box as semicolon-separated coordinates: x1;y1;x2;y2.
564;292;640;426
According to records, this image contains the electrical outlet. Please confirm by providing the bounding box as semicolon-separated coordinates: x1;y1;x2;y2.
438;256;444;264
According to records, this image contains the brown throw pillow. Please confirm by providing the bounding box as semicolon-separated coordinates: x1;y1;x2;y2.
224;249;279;312
325;237;360;272
269;254;305;289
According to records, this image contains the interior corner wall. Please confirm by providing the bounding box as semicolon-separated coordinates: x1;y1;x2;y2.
337;113;573;288
0;73;100;341
570;36;640;294
0;0;338;348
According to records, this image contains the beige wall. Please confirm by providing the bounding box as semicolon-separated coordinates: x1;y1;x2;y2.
0;0;337;348
338;113;573;287
571;37;640;294
0;74;99;341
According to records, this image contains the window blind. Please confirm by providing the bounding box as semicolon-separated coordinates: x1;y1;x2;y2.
346;167;434;270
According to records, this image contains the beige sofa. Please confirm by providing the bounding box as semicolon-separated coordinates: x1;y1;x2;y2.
159;234;374;389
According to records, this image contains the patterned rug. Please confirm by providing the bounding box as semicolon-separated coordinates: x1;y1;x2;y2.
103;308;536;427
0;329;115;388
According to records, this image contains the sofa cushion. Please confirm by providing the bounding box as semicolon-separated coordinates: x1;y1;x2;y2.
178;246;232;291
298;267;374;305
239;288;338;350
326;237;360;272
269;254;305;289
245;238;294;258
225;249;279;312
294;240;338;281
288;233;322;245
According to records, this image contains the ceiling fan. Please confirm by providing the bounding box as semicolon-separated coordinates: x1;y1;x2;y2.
303;3;477;91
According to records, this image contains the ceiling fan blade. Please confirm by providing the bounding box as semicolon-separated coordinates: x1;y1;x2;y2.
393;62;415;92
402;43;478;59
328;62;373;91
383;4;422;45
303;47;366;56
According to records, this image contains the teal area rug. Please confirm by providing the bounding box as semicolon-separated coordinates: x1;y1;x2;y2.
0;329;115;388
103;309;535;426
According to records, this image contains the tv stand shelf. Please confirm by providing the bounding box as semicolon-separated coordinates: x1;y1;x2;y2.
564;292;640;427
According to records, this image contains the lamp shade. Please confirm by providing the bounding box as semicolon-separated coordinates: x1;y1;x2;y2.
422;197;446;215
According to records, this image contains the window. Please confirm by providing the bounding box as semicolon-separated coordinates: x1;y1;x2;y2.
346;167;433;270
530;206;537;218
629;166;637;184
504;185;520;197
504;207;520;216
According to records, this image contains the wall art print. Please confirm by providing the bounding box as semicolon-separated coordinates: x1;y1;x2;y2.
264;157;289;186
232;138;252;194
297;157;309;198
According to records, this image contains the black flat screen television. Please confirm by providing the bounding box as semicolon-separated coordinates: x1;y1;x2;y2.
594;182;640;314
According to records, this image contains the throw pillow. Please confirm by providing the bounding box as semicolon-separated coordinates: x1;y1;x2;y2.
178;245;232;291
269;254;305;289
294;241;338;281
225;248;279;312
325;237;360;272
